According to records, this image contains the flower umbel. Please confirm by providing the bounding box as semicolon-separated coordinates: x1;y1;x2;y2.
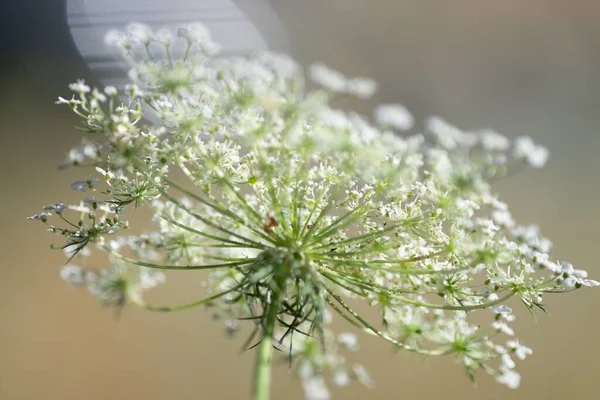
29;23;596;400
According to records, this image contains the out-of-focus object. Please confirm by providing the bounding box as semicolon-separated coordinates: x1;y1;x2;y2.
67;0;289;87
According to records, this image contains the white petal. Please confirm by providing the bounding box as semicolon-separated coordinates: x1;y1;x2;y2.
496;370;521;389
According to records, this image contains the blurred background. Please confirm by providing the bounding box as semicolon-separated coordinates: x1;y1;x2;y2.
1;0;599;399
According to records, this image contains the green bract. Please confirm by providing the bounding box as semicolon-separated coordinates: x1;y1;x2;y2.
29;22;597;400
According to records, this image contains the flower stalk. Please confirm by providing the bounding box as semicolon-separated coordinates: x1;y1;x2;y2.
253;272;286;400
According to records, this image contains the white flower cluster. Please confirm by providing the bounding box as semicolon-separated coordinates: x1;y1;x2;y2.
29;23;596;400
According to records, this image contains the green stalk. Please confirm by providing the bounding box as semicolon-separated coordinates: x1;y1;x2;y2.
253;274;285;400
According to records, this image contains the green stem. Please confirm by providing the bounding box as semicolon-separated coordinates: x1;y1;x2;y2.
106;247;253;270
127;284;242;312
253;275;285;400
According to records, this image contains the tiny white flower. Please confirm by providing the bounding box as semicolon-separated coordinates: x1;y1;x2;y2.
55;96;74;105
479;129;510;151
492;209;515;228
154;28;173;46
560;262;575;275
82;144;98;158
319;108;349;129
507;340;533;360
91;88;107;103
27;212;51;222
70;179;97;192
560;263;600;287
178;23;211;44
127;22;153;45
138;269;166;289
67;148;85;164
104;29;130;49
373;104;414;131
83;197;103;207
104;86;118;96
491;305;512;314
125;83;142;99
55;96;81;109
583;279;600;287
333;370;350;386
60;265;86;286
347;77;377;99
492;321;515;336
338;332;359;351
298;362;314;379
43;203;65;214
427;116;478;149
257;53;299;78
68;79;90;94
501;353;516;369
302;376;330;400
514;136;549;168
496;369;521;389
64;243;91;261
309;62;347;92
352;364;374;388
68;203;91;214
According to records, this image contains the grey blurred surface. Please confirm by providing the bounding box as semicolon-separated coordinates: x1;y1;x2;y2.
67;0;290;88
1;1;599;399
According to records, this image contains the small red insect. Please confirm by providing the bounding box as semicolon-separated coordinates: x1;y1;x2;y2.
263;216;278;233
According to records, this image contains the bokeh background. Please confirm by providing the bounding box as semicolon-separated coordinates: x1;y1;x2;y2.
1;0;599;399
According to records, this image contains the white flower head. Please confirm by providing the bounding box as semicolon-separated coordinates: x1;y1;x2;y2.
30;23;596;400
